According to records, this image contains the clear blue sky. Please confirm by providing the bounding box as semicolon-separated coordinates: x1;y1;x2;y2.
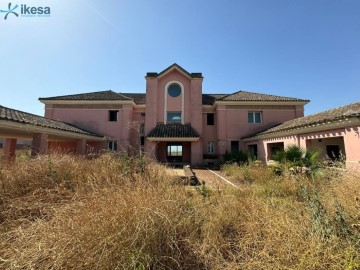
1;0;359;116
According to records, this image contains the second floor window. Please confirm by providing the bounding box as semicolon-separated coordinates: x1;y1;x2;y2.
207;113;214;125
109;110;118;122
248;112;262;124
167;112;182;122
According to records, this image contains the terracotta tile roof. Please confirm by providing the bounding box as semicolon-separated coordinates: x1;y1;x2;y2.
121;93;146;104
147;123;200;138
247;101;360;138
0;105;103;137
39;90;308;105
202;94;227;105
39;90;133;101
218;90;309;102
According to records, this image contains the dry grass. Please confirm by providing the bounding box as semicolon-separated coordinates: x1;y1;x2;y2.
0;155;359;269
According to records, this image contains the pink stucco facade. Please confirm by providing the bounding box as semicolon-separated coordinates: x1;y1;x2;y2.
244;124;360;171
38;64;310;166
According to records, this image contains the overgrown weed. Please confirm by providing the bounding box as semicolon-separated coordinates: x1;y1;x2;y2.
0;154;359;269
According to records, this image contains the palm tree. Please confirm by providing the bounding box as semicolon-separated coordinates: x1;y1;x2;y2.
273;145;320;175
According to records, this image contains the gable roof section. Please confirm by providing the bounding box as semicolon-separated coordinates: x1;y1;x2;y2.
218;90;309;102
39;90;132;101
245;101;360;139
147;123;200;139
145;63;203;79
0;105;103;137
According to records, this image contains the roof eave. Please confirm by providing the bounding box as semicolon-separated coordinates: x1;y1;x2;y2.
242;116;360;142
147;137;199;142
215;100;309;106
39;99;137;106
0;119;106;141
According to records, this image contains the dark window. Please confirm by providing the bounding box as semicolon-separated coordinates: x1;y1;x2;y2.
141;112;146;117
140;136;145;146
108;141;117;151
207;113;214;125
167;112;182;122
109;110;118;122
231;141;239;153
168;84;181;97
140;123;144;135
267;142;284;160
248;112;262;124
248;144;258;159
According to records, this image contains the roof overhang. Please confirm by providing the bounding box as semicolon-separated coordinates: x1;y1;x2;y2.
147;137;199;142
242;116;360;142
216;101;309;106
0;120;106;141
39;99;137;106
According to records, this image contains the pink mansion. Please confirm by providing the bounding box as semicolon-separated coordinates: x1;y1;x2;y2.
1;64;359;169
39;64;309;165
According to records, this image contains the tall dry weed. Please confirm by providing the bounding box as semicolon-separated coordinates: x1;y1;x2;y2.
0;155;359;269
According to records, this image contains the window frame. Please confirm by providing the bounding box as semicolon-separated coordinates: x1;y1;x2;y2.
248;111;262;124
168;83;182;98
108;140;117;151
208;141;216;154
167;144;183;157
167;112;182;123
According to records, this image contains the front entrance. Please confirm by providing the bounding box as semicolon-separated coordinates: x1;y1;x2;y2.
167;143;183;163
155;141;191;166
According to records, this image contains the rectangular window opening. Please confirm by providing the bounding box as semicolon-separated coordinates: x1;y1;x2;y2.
140;123;145;135
109;110;118;122
167;112;182;122
248;112;262;124
167;144;183;157
108;140;117;151
208;141;215;154
231;141;239;153
207;113;214;125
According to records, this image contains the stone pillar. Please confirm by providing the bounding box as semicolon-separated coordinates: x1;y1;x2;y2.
76;139;87;155
2;138;17;163
31;133;48;157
